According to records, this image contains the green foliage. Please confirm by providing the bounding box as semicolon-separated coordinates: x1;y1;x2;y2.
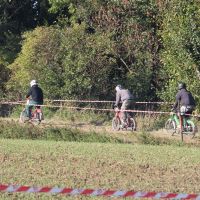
8;24;115;100
7;27;64;98
0;27;21;98
1;0;200;111
60;24;115;99
158;0;200;109
0;64;10;98
0;0;57;99
0;0;55;36
0;0;165;102
47;0;162;100
138;131;185;146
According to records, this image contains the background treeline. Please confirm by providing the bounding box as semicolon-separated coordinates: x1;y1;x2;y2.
0;0;200;108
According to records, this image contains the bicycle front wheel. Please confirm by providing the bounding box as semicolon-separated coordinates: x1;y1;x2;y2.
165;119;176;135
19;110;28;123
112;117;121;131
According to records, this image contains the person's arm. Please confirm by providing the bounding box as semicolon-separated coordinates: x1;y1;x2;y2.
26;88;32;99
172;92;181;110
115;92;121;107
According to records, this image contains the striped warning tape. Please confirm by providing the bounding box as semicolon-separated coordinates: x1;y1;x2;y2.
0;98;171;104
0;184;199;199
48;99;171;104
0;101;171;114
0;101;199;117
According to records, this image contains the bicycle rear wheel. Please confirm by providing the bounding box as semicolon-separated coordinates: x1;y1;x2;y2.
112;117;121;131
185;120;197;138
33;112;42;125
165;119;176;135
128;117;136;131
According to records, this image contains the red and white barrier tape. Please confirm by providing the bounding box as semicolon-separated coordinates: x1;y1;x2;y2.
0;184;199;199
48;99;171;104
0;99;171;104
0;101;171;114
48;99;114;103
0;101;199;117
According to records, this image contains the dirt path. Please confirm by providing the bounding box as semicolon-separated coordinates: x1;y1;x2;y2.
41;118;200;143
1;117;200;144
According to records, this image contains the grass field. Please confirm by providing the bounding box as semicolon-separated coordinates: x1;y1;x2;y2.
1;139;200;199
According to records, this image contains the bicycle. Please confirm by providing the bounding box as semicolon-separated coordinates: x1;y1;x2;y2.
112;107;136;131
165;111;197;138
19;100;44;125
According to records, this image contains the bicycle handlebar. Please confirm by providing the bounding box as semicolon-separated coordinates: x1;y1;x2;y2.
114;107;120;112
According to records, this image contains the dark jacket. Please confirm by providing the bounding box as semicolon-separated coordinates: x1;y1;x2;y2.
173;88;195;110
26;85;43;104
115;89;134;106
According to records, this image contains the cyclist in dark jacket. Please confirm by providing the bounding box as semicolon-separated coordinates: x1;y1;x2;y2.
172;82;196;115
25;80;43;118
114;85;134;127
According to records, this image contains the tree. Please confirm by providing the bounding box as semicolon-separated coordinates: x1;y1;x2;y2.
48;0;163;101
158;0;200;109
7;24;115;100
0;0;58;98
7;26;64;99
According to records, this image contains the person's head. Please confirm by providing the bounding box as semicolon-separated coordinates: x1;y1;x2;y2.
178;82;186;90
115;84;123;92
30;80;38;87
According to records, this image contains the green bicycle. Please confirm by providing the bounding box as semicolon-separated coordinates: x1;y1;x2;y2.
165;112;197;138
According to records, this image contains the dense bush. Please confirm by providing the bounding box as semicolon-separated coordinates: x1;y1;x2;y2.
158;0;200;110
49;0;162;101
7;24;115;100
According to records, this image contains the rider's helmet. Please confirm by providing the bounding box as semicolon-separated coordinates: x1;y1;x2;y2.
178;82;186;90
115;84;123;92
30;80;38;87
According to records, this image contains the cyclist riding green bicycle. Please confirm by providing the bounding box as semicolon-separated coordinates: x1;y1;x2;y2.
172;82;196;116
114;85;134;127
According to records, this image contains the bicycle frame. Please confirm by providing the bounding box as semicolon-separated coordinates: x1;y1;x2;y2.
114;108;129;126
20;103;44;125
32;107;42;118
170;113;179;125
170;112;191;128
166;112;197;137
114;109;122;121
112;108;136;131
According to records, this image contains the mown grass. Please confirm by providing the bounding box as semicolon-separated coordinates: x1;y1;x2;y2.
0;108;200;199
0;139;200;199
